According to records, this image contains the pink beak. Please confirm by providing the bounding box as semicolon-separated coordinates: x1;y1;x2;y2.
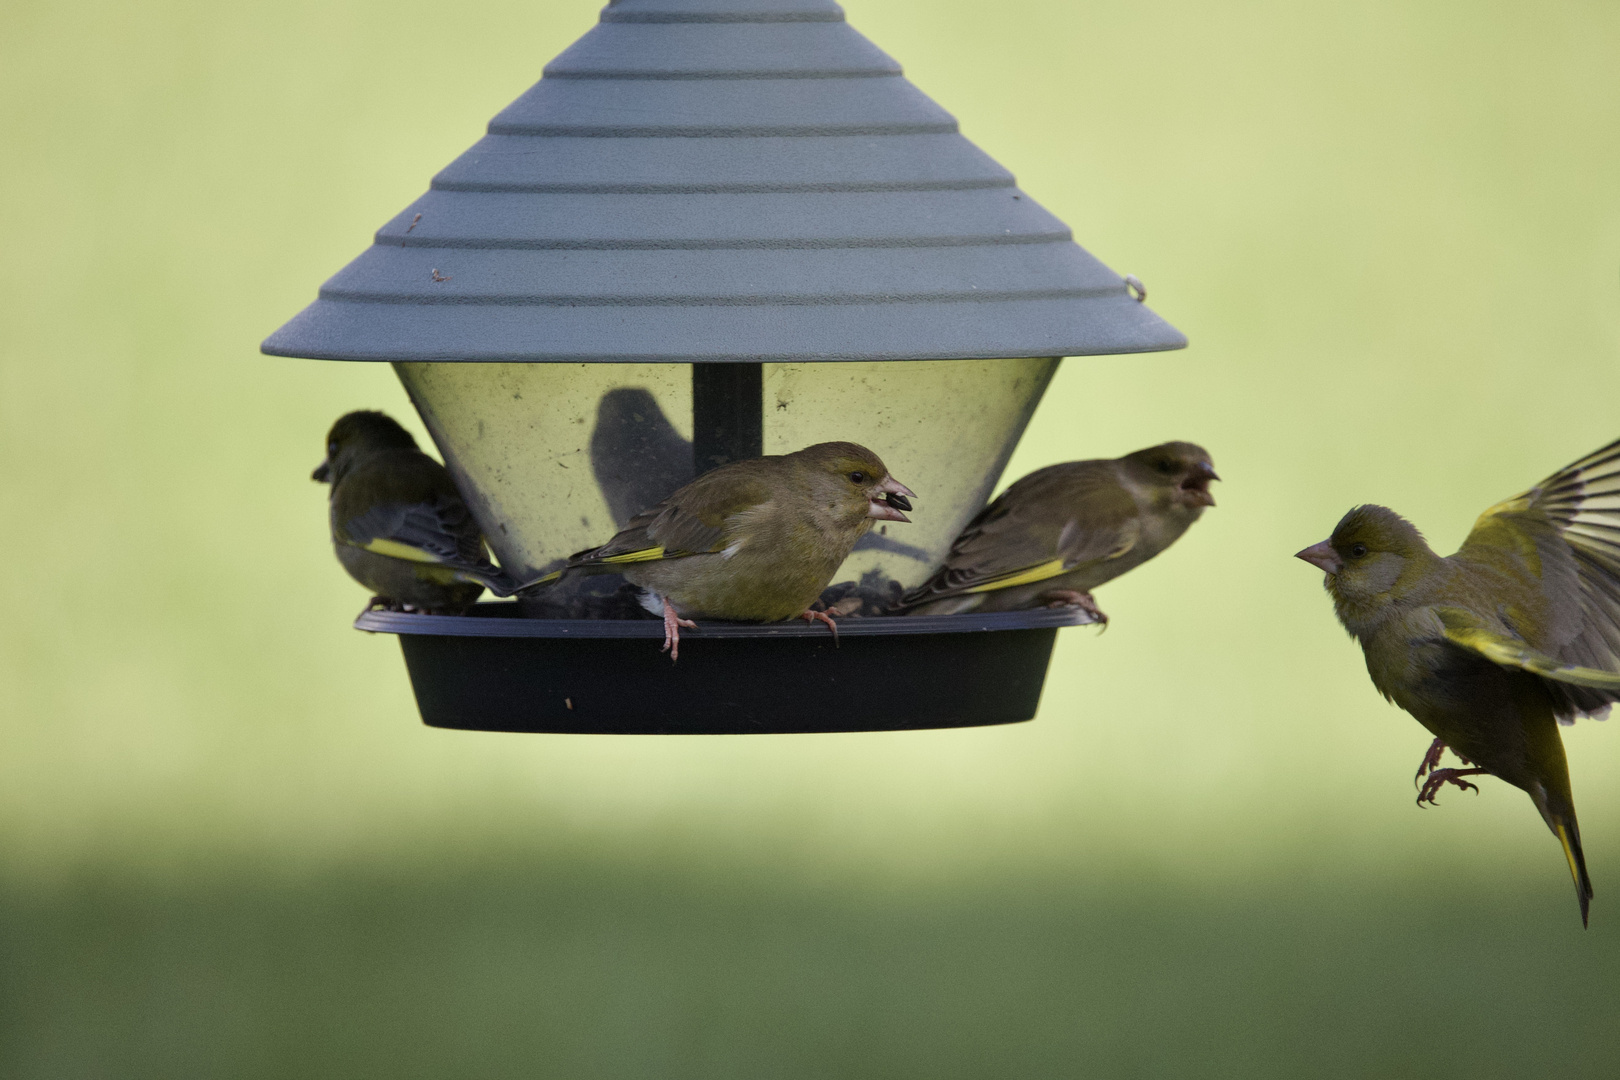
1295;540;1342;574
869;476;916;522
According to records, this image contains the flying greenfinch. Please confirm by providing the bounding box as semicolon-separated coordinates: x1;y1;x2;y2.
1296;436;1620;926
535;441;915;659
893;441;1217;620
314;410;516;614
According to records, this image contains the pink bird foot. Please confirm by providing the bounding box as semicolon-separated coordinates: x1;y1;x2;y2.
1414;738;1447;785
1416;767;1489;807
1414;738;1474;788
661;599;698;662
1038;589;1108;626
801;608;839;645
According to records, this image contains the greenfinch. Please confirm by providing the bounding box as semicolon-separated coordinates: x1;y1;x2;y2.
536;441;915;659
314;410;516;613
894;442;1217;620
1296;436;1620;926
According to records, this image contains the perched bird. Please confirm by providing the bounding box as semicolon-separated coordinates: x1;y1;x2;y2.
894;441;1218;620
314;410;516;614
535;441;915;660
1296;437;1620;926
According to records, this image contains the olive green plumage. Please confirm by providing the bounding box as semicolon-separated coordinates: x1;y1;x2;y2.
895;441;1218;619
548;441;914;654
314;410;514;613
1297;437;1620;926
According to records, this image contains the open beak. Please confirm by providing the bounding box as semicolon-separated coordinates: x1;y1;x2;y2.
869;476;916;522
312;460;331;483
1180;462;1219;507
1295;540;1342;574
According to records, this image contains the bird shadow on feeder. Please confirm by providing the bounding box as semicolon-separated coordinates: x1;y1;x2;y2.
590;387;694;530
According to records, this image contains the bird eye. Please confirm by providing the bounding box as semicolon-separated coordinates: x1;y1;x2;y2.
327;441;339;457
1349;543;1368;559
1157;460;1174;474
849;471;867;484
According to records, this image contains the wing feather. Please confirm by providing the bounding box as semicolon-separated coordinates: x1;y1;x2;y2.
898;461;1139;608
1458;436;1620;719
1438;609;1620;688
334;466;514;595
564;465;775;571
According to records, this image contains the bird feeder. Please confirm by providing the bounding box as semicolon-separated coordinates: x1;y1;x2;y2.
263;0;1186;735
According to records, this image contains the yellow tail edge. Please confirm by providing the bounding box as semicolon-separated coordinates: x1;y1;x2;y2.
1555;822;1594;929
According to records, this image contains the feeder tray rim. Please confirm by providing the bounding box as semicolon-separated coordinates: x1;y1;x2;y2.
261;346;1183;364
355;604;1096;638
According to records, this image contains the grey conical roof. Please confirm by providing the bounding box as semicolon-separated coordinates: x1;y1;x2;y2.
261;0;1185;363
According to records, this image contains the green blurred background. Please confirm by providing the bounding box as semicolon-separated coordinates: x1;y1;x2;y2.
4;0;1620;1074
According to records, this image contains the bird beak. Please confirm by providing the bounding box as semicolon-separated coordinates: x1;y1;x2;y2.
869;477;915;522
312;460;331;483
1295;540;1342;574
1180;463;1219;507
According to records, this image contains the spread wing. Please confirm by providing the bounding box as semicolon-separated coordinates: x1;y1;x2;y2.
333;454;513;594
898;461;1140;608
1456;436;1620;720
562;466;775;572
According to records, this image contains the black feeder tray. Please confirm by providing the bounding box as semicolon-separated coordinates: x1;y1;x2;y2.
360;605;1094;735
265;0;1186;735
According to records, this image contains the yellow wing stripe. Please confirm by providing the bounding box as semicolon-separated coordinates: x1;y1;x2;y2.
964;559;1068;594
522;545;679;591
1440;620;1620;689
362;538;445;564
597;546;668;565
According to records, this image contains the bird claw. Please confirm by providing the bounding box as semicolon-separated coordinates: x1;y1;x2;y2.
1414;739;1476;790
1039;590;1108;627
801;608;839;645
1416;767;1489;807
660;600;697;662
1414;738;1447;786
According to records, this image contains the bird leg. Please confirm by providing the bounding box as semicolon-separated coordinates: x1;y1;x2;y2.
1038;589;1108;625
1414;739;1475;788
1416;768;1490;807
801;608;839;646
1414;738;1447;784
660;599;697;662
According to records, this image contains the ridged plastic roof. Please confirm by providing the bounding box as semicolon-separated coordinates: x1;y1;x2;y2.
261;0;1186;363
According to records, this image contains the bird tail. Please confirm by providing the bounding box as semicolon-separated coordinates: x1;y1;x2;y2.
1524;718;1593;927
472;570;520;598
511;568;564;594
452;565;561;597
1553;816;1594;929
1531;784;1593;928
